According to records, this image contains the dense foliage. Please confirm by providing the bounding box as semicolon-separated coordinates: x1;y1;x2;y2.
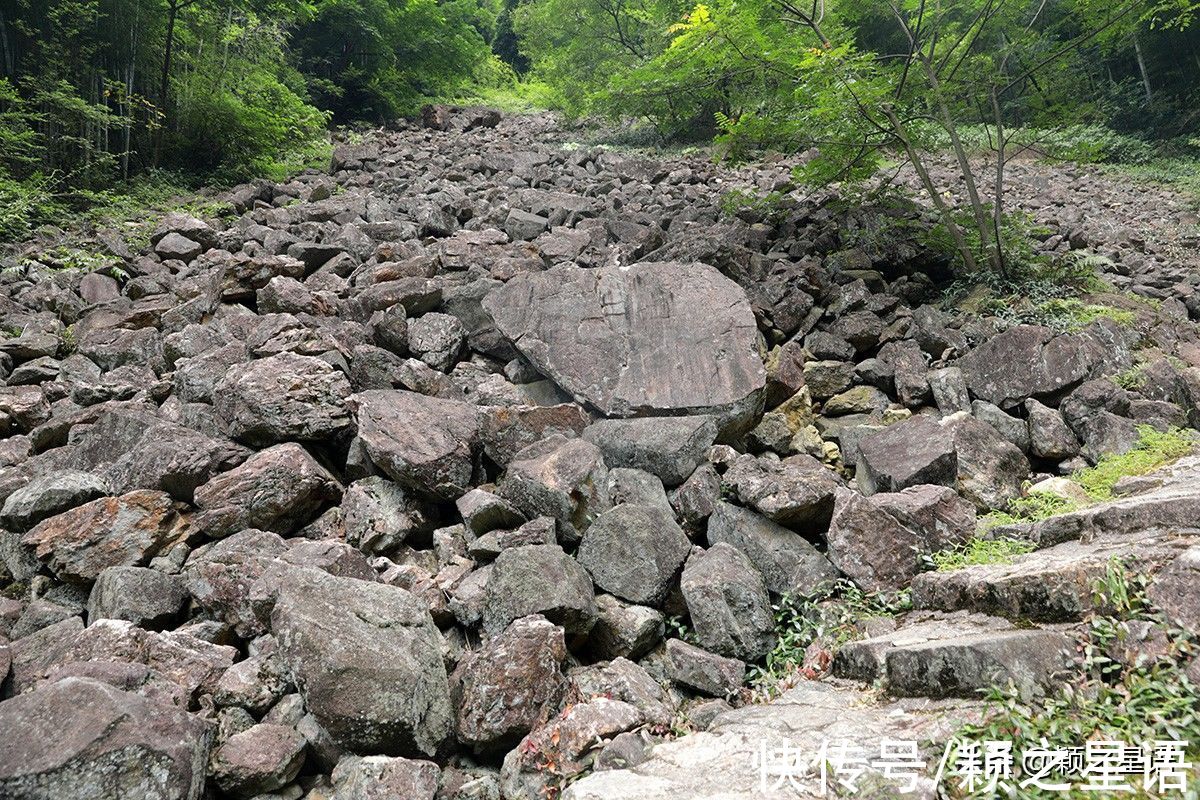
0;0;497;239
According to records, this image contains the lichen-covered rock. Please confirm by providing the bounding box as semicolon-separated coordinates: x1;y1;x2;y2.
0;677;213;800
451;614;567;752
498;435;610;543
0;470;109;532
271;567;452;757
22;490;187;583
680;543;775;661
350;389;481;499
705;501;839;596
330;755;441;800
213;352;352;446
87;566;187;628
484;262;765;424
576;504;690;607
481;544;597;637
582;416;718;486
193;443;340;538
210;723;306;799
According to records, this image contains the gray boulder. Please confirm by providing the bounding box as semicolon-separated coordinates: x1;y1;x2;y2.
351;389;481;499
857;415;956;495
484;262;764;426
498;435;610;543
193;443;340;538
0;677;213;800
22;490;186;583
271;567;452;757
214;352;352;446
210;723;306;799
481;544;597;637
0;470;109;532
582;416;718;486
827;485;974;592
722;454;839;530
576;504;691;607
705;501;839;596
680;543;775;661
452;614;568;752
87;566;187;628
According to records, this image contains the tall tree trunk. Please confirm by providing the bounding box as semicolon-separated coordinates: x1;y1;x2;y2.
154;1;180;166
1133;32;1153;104
0;10;14;78
883;105;980;275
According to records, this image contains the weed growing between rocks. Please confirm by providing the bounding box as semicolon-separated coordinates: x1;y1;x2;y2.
976;426;1198;532
930;537;1036;571
748;582;912;701
950;559;1200;798
1074;427;1198;501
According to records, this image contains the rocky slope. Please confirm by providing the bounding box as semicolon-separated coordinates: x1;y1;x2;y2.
1;106;1199;800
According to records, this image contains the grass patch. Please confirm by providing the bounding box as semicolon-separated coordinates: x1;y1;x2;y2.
951;559;1200;798
930;537;1036;571
748;581;912;699
1075;426;1196;501
1022;298;1136;333
978;426;1196;533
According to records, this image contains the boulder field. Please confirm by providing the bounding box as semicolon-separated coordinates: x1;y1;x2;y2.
1;106;1200;799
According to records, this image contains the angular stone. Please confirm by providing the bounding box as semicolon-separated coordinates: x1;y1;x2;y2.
822;385;888;416
913;532;1187;622
665;638;746;698
722;454;839;530
972;400;1031;452
330;755;440;800
802;360;854;400
480;403;591;467
582;416;718;486
408;312;467;372
568;657;673;726
22;490;186;583
827;486;972;592
155;231;204;262
0;677;212;800
193;443;339;538
484;262;765;422
705;501;839;596
836;617;1076;700
452;615;568;752
680;543;774;661
856;416;956;496
945;414;1030;510
45;407;248;502
576;504;691;607
481;544;597;637
498;434;609;543
271;567;453;757
501;698;643;800
341;477;431;554
456;488;525;537
88;566;187;628
214;352;352;446
1026;399;1080;460
210;723;306;799
351;389;481;500
586;595;664;661
21;618;236;705
0;470;109;532
928;367;971;414
183;529;289;638
956;324;1091;408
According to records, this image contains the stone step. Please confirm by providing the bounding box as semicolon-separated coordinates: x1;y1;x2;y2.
911;531;1191;622
564;681;973;800
832;612;1079;700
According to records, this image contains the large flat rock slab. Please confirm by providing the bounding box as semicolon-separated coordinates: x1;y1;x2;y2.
912;531;1192;622
564;682;971;800
483;262;765;420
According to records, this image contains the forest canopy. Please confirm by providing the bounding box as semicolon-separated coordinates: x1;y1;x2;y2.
0;0;1197;242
